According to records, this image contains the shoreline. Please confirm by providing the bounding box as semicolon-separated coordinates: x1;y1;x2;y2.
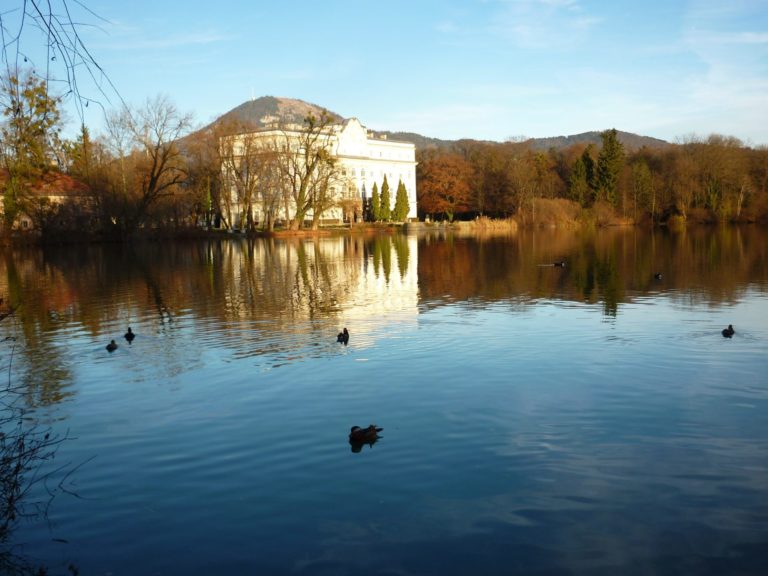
1;220;763;246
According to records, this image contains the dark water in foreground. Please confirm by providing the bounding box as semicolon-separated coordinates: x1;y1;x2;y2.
3;227;768;575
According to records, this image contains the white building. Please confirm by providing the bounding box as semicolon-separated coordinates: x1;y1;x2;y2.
223;117;417;228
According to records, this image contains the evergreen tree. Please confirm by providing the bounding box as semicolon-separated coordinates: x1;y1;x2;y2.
631;160;654;222
380;175;391;221
64;124;93;180
393;179;410;221
597;129;625;206
568;157;589;206
370;182;380;222
581;145;597;203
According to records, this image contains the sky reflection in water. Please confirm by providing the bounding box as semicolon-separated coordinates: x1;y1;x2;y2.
3;227;767;575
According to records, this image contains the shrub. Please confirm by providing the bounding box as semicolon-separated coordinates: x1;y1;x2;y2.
531;198;580;227
465;216;519;233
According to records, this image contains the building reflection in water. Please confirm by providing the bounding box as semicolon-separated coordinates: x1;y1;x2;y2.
1;225;766;408
0;235;421;406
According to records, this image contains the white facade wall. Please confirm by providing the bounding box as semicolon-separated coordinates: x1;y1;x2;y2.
225;118;417;228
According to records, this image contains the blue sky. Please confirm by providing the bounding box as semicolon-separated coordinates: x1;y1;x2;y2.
8;0;768;144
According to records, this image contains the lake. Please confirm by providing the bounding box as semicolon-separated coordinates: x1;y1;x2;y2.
3;226;768;575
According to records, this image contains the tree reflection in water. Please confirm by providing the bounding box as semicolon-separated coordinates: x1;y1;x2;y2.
0;226;765;410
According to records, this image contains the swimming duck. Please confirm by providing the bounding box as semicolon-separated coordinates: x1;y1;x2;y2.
124;327;135;342
722;324;735;338
337;327;349;345
349;425;382;443
106;339;118;352
554;261;566;268
654;272;663;280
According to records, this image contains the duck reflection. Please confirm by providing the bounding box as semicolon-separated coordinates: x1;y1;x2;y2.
348;425;383;453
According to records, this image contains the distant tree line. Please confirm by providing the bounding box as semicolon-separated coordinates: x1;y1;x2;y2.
417;129;768;225
2;69;767;242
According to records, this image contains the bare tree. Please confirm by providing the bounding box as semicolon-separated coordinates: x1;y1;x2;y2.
0;308;74;572
337;177;362;224
182;124;227;230
273;111;340;230
254;145;283;231
102;95;193;235
1;1;121;118
308;149;343;229
220;126;267;232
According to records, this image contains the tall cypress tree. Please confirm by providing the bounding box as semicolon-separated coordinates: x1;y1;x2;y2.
597;129;625;206
370;182;380;222
393;179;410;221
380;175;391;222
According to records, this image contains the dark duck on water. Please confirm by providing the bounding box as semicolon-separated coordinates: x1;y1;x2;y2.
337;327;349;345
722;324;735;338
349;425;383;443
124;327;135;342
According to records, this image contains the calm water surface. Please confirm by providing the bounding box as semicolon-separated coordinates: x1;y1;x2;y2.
3;227;768;575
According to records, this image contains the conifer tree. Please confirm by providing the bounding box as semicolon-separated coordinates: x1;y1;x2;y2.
380;175;391;221
370;181;380;222
597;129;625;206
568;158;589;206
393;179;410;221
581;145;597;204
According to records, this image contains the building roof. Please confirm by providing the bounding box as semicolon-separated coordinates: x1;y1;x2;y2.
0;169;90;198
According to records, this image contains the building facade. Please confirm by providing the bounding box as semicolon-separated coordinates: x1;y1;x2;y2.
223;117;417;228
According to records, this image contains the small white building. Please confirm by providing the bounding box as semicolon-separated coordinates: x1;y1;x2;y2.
223;117;417;228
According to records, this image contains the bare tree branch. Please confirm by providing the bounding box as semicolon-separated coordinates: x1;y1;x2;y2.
1;0;122;120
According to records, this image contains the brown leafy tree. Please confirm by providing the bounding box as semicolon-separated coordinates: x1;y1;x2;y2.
417;152;473;221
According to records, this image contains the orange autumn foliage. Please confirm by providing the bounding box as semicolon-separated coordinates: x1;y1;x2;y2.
417;153;473;221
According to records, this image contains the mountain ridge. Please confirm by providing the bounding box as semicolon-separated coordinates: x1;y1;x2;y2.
206;96;670;151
